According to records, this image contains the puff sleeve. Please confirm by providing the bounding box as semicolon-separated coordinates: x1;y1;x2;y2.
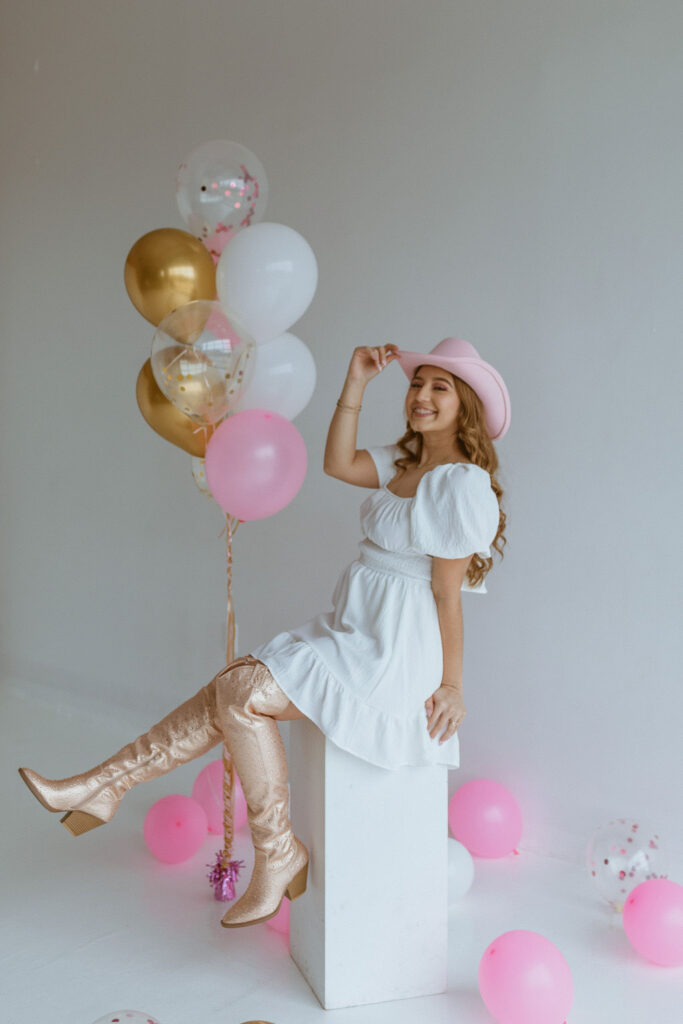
365;444;401;488
409;463;499;559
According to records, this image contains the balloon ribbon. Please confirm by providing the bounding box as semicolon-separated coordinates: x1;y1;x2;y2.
207;511;245;901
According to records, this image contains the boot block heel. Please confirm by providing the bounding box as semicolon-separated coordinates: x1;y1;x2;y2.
60;810;106;836
285;861;308;901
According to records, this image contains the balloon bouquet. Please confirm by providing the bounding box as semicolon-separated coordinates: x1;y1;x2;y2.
123;140;318;900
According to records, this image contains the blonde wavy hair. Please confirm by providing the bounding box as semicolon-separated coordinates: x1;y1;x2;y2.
392;368;507;589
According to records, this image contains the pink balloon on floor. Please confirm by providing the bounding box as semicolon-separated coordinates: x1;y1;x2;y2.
192;759;248;834
623;878;683;966
143;795;208;864
267;897;290;935
204;409;307;520
479;929;573;1024
448;779;522;857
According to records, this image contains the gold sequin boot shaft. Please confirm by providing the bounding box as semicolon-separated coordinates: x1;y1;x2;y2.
216;656;309;928
18;666;233;835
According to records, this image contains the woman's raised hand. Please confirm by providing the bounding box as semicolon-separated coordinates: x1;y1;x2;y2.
347;344;401;384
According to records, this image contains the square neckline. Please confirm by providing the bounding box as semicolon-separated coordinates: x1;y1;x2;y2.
383;459;476;500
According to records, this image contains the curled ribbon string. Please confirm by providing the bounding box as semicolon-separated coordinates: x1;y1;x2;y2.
208;509;244;900
190;422;210;450
224;512;236;667
189;413;245;900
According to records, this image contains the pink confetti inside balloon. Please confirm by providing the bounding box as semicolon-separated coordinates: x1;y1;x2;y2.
623;879;683;966
175;140;268;247
192;758;248;834
90;1013;162;1024
585;817;667;912
479;930;573;1024
448;779;522;857
143;794;208;864
267;897;290;935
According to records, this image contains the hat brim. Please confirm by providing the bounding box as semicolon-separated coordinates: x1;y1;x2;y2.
395;350;511;440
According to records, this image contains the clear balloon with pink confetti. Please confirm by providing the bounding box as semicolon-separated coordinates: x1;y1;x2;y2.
585;817;668;912
176;140;268;264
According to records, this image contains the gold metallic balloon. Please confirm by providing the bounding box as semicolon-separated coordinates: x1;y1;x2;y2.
136;359;213;456
124;227;216;326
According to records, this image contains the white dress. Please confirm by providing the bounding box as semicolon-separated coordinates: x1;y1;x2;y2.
248;443;500;771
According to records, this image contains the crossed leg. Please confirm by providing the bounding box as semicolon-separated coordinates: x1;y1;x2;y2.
242;658;309;723
272;699;308;722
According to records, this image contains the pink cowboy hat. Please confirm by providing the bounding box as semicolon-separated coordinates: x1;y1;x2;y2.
394;337;511;440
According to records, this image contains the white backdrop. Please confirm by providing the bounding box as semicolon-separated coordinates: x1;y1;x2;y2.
1;0;681;861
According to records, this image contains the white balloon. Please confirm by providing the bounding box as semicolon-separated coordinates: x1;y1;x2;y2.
448;837;475;902
235;332;316;420
90;1012;162;1024
216;222;318;343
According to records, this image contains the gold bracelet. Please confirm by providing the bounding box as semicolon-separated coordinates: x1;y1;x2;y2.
336;399;362;412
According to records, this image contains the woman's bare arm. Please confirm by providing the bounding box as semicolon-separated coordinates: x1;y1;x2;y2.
433;591;465;691
323;375;367;476
431;554;473;691
323;344;400;481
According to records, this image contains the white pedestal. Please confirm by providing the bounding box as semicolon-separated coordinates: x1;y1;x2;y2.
288;718;449;1010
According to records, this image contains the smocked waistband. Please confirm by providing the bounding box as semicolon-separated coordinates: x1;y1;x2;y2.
357;539;433;583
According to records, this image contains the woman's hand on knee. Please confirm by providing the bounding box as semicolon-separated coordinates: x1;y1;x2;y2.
425;686;466;745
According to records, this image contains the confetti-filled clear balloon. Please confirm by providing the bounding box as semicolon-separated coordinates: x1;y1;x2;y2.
586;817;668;912
191;456;212;498
176;140;268;263
151;301;256;426
90;1012;162;1024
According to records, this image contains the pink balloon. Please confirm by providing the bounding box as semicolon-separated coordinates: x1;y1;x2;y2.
479;930;573;1024
448;779;522;857
192;759;248;835
623;879;683;966
204;409;307;520
143;795;208;864
267;897;290;936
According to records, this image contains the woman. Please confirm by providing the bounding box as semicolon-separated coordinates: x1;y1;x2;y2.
18;337;510;930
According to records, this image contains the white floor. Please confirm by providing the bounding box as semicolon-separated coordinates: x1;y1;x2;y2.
2;685;681;1024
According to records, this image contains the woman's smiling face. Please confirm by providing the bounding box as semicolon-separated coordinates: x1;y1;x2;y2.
405;364;461;433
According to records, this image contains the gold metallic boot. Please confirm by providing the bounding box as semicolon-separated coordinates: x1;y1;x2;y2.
16;660;257;836
216;657;309;928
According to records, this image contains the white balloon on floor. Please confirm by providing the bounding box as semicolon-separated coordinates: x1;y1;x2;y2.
90;1012;162;1024
216;222;318;343
448;836;475;901
236;332;317;420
